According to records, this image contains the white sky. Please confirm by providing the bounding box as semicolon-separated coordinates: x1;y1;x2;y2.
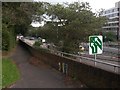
32;0;120;27
35;0;120;12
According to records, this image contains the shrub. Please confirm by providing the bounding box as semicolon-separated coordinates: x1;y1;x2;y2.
33;41;42;47
2;28;16;51
2;29;10;51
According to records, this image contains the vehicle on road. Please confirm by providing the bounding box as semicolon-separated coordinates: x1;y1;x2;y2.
29;37;35;40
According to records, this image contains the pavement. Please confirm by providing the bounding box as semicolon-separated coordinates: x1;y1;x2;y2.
9;45;76;88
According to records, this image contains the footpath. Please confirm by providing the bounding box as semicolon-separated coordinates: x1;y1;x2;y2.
10;44;82;88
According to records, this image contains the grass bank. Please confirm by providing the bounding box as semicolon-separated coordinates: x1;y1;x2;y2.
2;58;20;88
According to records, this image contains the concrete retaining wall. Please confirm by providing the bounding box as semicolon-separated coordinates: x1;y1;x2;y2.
19;40;120;88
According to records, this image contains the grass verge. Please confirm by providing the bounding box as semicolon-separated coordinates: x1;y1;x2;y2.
2;58;20;88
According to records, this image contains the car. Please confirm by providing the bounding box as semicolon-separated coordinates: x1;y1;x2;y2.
29;37;35;40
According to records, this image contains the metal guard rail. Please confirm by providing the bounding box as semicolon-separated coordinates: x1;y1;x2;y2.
51;50;120;74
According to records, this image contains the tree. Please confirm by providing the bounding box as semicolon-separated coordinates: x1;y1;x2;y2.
27;2;107;53
103;32;116;42
2;2;45;51
44;2;107;53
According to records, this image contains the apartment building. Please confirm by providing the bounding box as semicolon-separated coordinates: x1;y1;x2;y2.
100;1;120;40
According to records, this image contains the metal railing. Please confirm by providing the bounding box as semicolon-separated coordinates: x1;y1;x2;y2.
51;50;120;74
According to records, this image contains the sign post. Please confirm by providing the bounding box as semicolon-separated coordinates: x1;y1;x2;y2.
89;35;103;66
94;54;96;66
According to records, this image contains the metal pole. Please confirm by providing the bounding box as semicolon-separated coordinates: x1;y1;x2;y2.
94;54;96;66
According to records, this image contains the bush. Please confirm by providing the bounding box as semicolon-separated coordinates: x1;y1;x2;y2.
2;29;10;51
2;28;16;51
33;41;42;47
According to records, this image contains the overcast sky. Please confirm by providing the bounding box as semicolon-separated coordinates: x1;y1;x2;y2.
35;0;120;12
32;0;120;27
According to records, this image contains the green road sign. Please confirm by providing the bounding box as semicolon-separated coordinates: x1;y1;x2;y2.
89;35;103;55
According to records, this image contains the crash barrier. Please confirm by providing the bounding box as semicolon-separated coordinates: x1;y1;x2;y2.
19;39;120;88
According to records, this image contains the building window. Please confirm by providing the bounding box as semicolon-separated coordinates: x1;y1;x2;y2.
117;13;119;16
112;9;114;12
117;8;119;11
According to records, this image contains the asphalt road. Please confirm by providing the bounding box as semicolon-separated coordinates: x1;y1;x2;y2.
81;52;119;62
